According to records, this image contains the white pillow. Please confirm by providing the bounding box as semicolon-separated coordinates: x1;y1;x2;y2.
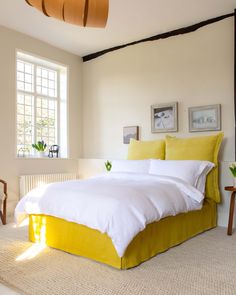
149;160;214;193
111;160;150;174
195;164;215;194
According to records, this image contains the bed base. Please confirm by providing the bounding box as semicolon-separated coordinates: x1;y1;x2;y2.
29;198;216;269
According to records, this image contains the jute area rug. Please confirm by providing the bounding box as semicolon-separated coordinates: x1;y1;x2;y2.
0;224;236;295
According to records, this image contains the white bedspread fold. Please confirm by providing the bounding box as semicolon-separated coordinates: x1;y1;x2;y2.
15;172;203;257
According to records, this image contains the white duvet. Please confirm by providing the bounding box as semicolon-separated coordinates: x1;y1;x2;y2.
15;172;204;257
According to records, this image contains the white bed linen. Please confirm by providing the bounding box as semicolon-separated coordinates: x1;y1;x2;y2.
111;159;150;174
149;159;214;193
15;172;204;257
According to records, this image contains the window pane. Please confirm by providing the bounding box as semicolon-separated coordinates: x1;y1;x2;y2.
25;128;32;136
25;64;33;74
18;133;24;141
36;66;57;97
17;94;24;104
25;135;32;144
25;105;32;115
49;71;55;80
42;99;48;108
42;128;48;137
49;128;55;137
36;86;42;93
42;87;48;95
42;109;48;118
37;68;41;76
36;117;45;127
37;128;42;137
17;81;24;90
25;83;32;92
37;98;42;107
16;93;34;154
49;110;55;118
17;72;24;81
42;78;48;87
17;114;24;124
49;80;54;89
49;118;55;127
17;60;34;93
49;100;55;109
17;124;24;134
49;89;55;97
25;74;32;83
25;96;33;106
17;104;24;115
17;61;24;72
37;77;42;86
36;108;41;117
42;69;48;78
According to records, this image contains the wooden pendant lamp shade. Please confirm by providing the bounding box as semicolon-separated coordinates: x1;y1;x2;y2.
25;0;109;28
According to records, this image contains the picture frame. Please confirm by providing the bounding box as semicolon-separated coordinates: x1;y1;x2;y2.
123;126;139;144
188;104;221;132
151;102;178;133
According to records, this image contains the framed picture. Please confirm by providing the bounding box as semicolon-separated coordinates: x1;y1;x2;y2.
123;126;139;144
151;102;178;133
188;104;221;132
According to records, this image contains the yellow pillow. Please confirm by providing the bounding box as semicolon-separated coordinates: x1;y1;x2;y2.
127;139;165;160
165;133;223;203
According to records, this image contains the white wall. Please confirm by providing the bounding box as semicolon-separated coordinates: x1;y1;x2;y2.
0;26;83;216
81;18;235;226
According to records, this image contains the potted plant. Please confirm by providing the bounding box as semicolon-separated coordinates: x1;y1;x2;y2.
229;163;236;187
32;140;47;158
104;160;112;172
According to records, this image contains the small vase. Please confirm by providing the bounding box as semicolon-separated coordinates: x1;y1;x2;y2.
38;151;46;158
233;177;236;188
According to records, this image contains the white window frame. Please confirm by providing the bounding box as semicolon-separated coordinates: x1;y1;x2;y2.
16;50;68;158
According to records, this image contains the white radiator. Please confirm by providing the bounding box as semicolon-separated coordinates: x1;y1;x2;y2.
20;173;78;197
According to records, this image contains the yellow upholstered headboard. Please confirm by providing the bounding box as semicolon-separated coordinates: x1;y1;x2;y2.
165;133;223;203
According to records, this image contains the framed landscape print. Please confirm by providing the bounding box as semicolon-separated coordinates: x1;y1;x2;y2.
123;126;139;144
188;104;221;132
151;102;178;133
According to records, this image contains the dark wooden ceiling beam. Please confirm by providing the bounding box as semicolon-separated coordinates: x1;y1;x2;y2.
83;12;234;62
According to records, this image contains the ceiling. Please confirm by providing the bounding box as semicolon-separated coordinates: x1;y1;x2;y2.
0;0;235;57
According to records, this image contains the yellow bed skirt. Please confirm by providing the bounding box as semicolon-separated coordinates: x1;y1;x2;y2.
29;198;216;269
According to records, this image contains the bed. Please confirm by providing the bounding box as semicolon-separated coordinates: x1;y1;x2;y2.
15;133;223;269
28;198;216;269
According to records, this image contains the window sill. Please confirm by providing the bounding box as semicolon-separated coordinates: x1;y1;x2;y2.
16;156;71;160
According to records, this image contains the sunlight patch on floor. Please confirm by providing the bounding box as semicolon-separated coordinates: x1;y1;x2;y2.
16;219;47;261
15;243;47;261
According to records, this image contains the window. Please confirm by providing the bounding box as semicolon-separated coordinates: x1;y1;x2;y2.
16;51;68;158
